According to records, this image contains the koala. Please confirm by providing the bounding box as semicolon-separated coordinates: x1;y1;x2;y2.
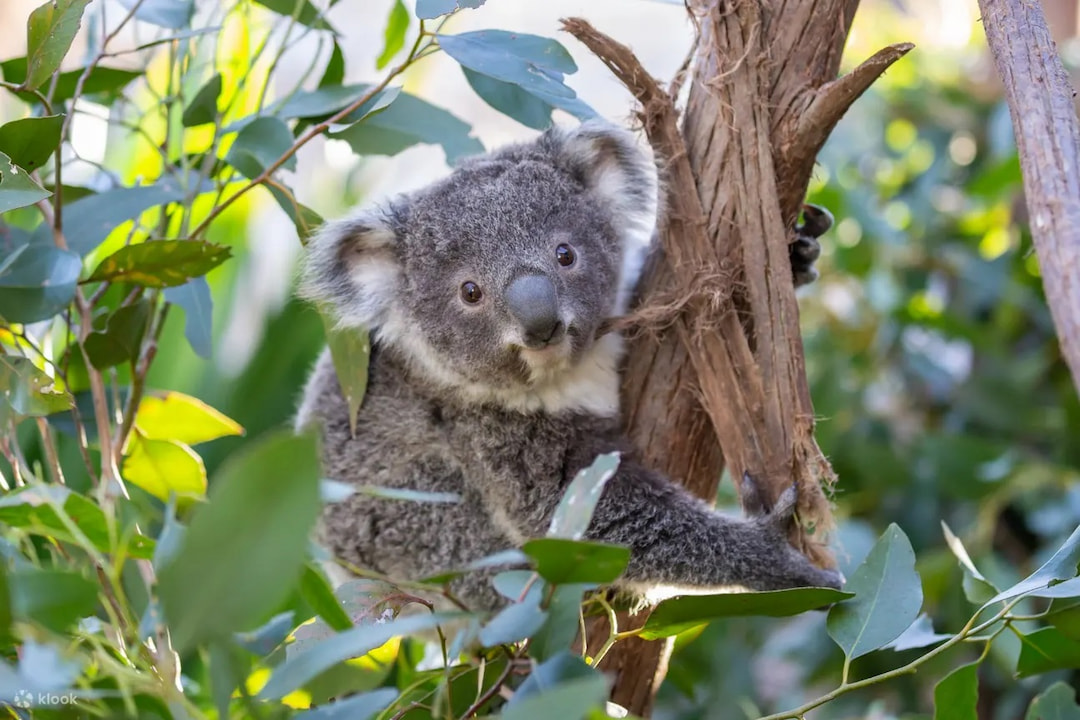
296;120;840;610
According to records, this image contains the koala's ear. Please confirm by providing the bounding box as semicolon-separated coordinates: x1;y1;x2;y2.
543;120;659;246
299;205;403;329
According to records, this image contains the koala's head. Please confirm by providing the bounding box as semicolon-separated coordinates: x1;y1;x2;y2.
300;121;657;407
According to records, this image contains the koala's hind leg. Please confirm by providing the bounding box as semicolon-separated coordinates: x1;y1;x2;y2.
790;203;833;286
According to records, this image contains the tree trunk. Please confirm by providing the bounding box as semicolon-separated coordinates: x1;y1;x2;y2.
564;1;912;714
978;0;1080;399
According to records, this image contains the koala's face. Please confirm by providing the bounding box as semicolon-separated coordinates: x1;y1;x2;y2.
301;121;657;397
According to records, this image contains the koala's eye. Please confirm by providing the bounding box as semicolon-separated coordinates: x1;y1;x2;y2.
556;244;576;267
460;281;483;304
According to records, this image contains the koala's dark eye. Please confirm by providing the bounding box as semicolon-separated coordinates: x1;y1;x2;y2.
460;281;483;304
556;244;576;267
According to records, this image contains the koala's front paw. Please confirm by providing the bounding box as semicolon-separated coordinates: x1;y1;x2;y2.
742;473;843;591
790;203;833;287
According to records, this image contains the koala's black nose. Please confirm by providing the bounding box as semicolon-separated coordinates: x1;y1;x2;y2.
506;274;564;346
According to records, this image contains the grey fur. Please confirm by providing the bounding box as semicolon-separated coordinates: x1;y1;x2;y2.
297;120;840;609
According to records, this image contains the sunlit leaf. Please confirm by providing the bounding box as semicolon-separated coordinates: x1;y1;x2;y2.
933;662;979;720
0;356;72;419
322;317;369;436
225;116;296;178
1026;681;1080;720
1016;627;1080;677
158;431;321;652
0;115;63;171
330;92;483;165
86;240;231;287
437;30;578;100
355;485;459;503
0;59;139;105
84;299;151;369
320;40;345;88
299;563;352;632
122;432;207;502
61;182;190;255
642;587;853;639
463;68;552;130
181;73;222;127
523;538;629;585
827;524;923;660
117;0;195;29
134;391;243;446
376;0;410;70
941;521;998;604
0;150;50;213
163;276;212;358
548;452;619;540
24;0;92;91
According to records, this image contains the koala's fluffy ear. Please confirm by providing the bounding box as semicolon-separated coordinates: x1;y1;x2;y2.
543;120;659;248
298;206;403;329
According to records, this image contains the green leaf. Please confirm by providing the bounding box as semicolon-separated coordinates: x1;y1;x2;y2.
299;563;353;632
182;73;222;127
163;276;212;358
355;485;460;503
0;243;79;322
886;613;952;651
158;431;322;653
376;0;410;70
0;59;139;105
320;41;345;88
1026;681;1080;720
437;30;578;100
827;523;923;660
293;688;399;720
0;150;50;212
548;452;620;540
24;0;92;91
323;318;369;437
415;0;485;20
86;240;231;287
933;662;979;720
61;182;190;255
233;611;295;656
530;584;592;660
464;68;552;130
642;587;853;639
117;0;195;29
500;675;608;720
0;356;72;419
84;299;151;369
252;0;336;31
330;92;483;165
479;594;547;646
133;390;243;445
1048;601;1080;641
0;115;63;171
259;612;462;700
10;568;97;632
225;116;296;178
1016;627;1080;677
523;538;629;585
989;526;1080;605
266;182;323;241
941;521;999;605
122;433;207;502
514;651;596;700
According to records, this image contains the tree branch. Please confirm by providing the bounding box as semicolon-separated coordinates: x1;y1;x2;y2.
978;0;1080;397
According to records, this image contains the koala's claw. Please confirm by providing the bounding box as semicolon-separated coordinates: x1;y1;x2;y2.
791;203;833;287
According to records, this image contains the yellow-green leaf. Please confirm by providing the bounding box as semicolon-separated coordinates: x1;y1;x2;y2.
24;0;92;91
86;240;231;288
122;433;207;501
134;391;243;446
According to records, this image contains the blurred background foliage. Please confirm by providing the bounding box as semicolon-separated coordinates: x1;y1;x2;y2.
1;0;1079;717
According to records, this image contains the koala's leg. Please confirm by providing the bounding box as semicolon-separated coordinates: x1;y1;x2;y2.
790;203;833;286
585;464;841;594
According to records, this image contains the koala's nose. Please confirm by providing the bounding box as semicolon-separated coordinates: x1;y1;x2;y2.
506;274;564;347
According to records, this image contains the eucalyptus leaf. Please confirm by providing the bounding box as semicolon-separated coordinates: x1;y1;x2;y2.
529;583;593;660
182;73;222;127
299;563;352;632
523;538;629;585
437;30;578;100
500;675;608;720
84;300;151;369
1016;626;1080;677
293;688;399;720
376;1;410;70
10;569;98;632
134;391;243;446
252;0;337;32
117;0;195;29
0;115;63;171
322;317;369;436
24;0;92;91
988;525;1080;605
0;356;72;419
158;431;322;652
479;594;547;647
1026;681;1080;720
164;276;213;358
225;116;296;178
548;452;620;540
0;59;139;105
86;240;232;287
827;524;923;660
121;433;207;502
885;613;952;652
0;243;79;322
933;662;979;720
0;150;50;213
61;182;191;255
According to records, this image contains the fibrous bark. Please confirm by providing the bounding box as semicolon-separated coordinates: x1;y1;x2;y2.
978;0;1080;398
563;1;912;714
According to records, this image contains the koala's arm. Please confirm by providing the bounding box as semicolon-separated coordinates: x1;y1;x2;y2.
582;459;841;593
